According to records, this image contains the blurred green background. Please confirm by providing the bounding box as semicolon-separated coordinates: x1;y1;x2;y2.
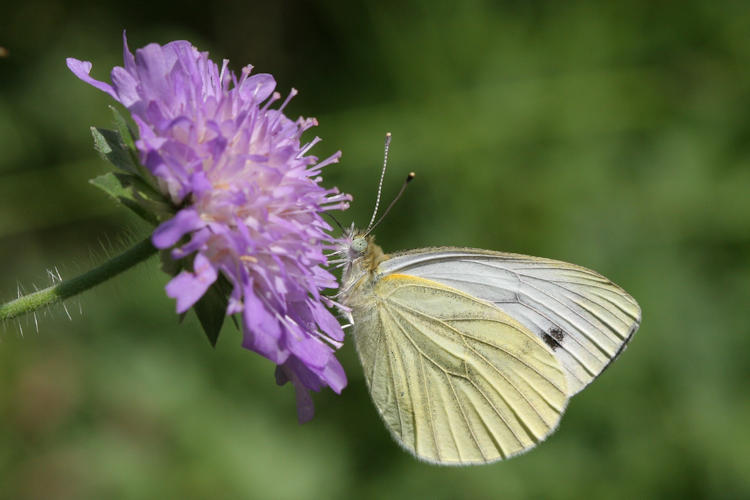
2;1;750;499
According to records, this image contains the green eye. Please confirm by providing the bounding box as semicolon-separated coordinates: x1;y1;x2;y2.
351;237;367;253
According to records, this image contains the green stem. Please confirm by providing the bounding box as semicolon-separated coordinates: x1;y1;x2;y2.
0;237;158;321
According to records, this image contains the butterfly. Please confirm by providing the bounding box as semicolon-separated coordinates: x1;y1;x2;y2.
334;135;641;465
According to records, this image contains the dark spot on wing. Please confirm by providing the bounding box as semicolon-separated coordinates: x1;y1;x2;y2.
543;327;565;351
542;334;556;350
550;327;564;342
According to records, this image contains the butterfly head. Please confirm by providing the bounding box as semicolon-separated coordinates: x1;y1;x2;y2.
332;224;385;277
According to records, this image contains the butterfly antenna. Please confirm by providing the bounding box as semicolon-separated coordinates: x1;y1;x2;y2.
366;132;392;232
324;212;345;232
364;171;415;237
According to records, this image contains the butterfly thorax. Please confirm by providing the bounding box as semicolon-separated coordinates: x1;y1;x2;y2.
339;231;387;308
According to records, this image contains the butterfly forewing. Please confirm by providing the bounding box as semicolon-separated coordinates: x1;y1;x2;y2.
378;249;642;395
351;273;569;465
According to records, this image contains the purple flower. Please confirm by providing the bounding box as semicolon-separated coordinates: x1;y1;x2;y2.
67;33;350;422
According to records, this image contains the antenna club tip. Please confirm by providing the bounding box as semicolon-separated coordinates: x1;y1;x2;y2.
385;132;392;137
406;172;416;181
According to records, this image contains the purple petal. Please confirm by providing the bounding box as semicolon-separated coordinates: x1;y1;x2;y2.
122;31;136;73
133;43;180;106
321;357;347;394
152;209;204;248
294;384;315;424
286;336;331;369
275;363;315;424
284;356;324;392
165;253;218;313
241;285;287;364
66;58;118;100
169;227;211;259
110;66;140;108
131;115;167;150
310;300;345;342
239;73;276;102
189;171;212;198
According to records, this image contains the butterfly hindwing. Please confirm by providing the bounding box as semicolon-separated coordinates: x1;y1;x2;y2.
351;273;569;465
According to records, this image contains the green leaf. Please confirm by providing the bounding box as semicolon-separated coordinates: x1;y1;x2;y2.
91;127;138;174
121;174;174;216
90;119;173;219
90;172;167;225
90;171;130;199
110;105;136;152
106;106;164;193
192;276;231;347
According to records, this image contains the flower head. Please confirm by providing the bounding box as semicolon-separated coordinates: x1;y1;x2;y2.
67;33;350;422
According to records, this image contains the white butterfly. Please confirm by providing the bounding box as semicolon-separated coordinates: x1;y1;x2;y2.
334;136;641;465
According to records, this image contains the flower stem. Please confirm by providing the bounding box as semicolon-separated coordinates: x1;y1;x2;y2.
0;237;158;321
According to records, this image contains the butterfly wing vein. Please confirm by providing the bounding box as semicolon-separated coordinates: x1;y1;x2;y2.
378;249;642;395
352;274;569;465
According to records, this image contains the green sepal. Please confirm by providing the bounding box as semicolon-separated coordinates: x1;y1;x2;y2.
91;127;138;174
91;113;161;199
108;106;156;183
110;105;136;152
90;172;174;225
191;275;233;347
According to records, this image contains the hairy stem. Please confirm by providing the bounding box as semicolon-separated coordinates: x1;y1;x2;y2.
0;237;158;321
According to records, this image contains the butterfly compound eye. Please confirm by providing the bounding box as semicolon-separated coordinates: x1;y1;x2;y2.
351;237;368;253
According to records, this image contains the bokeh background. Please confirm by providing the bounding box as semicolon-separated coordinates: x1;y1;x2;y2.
2;1;750;498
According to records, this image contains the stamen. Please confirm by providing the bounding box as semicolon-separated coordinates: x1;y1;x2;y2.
315;151;342;169
298;136;322;157
261;91;281;112
278;88;298;112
